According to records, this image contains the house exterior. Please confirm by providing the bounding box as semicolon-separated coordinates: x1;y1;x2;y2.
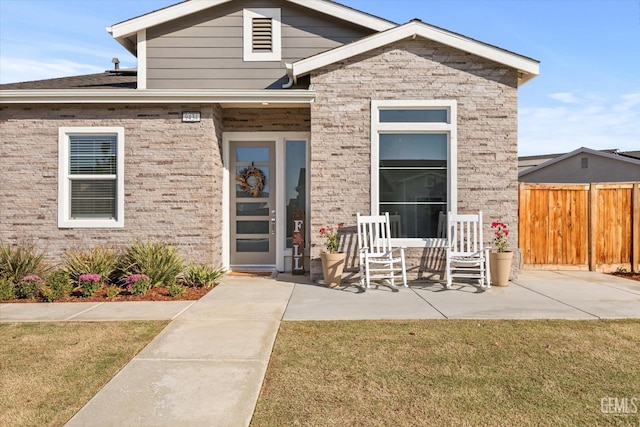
0;0;539;281
519;147;640;183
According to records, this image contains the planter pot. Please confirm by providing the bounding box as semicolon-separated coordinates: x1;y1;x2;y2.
490;251;513;287
320;252;346;288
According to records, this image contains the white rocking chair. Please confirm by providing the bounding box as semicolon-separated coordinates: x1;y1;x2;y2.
357;212;408;289
445;211;491;289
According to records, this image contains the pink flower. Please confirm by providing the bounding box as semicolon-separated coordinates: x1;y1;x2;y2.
491;221;509;252
79;273;101;283
319;223;344;253
126;274;150;285
21;275;43;283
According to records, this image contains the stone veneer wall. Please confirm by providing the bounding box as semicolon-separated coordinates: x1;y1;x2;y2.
0;103;224;265
222;108;311;131
309;38;519;281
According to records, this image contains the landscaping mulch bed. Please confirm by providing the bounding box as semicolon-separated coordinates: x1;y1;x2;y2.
611;271;640;282
2;285;214;304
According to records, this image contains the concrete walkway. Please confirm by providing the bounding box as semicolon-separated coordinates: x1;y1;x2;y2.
1;271;639;426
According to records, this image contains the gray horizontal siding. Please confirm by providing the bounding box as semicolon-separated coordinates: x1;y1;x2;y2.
147;78;291;89
147;47;341;59
145;0;374;89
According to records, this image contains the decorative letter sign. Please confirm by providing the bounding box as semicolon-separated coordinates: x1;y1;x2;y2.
292;211;305;275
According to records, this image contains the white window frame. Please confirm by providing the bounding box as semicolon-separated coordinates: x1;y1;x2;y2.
58;127;125;228
371;100;457;248
243;8;282;62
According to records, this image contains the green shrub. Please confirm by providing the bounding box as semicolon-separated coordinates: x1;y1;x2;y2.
168;282;187;298
182;263;225;288
63;246;119;284
15;275;43;299
41;271;73;302
78;273;102;297
125;274;151;296
119;241;184;287
105;286;121;298
0;276;16;300
0;242;48;281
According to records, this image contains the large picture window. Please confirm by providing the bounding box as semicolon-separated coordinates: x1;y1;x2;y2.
58;127;124;228
371;100;457;246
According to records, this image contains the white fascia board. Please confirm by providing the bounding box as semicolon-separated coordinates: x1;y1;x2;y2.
111;0;394;38
0;89;315;104
287;0;395;31
292;21;539;83
109;0;394;45
110;0;231;39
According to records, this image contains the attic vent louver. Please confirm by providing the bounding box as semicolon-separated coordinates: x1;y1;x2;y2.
252;17;273;53
243;8;281;61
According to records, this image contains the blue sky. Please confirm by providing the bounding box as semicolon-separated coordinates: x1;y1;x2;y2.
1;0;638;156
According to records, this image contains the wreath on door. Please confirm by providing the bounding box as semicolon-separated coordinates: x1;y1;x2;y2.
236;166;266;197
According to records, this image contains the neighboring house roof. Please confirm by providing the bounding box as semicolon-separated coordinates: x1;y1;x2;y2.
518;146;640;179
518;153;563;173
619;150;640;160
0;71;137;90
107;0;397;55
288;20;540;86
518;148;639;173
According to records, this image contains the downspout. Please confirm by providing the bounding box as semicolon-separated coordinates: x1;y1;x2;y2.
282;63;295;89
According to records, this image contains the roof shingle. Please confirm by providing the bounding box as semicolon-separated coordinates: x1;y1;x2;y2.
0;71;137;90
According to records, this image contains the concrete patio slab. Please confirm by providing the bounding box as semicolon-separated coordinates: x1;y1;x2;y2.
65;359;265;427
512;272;640;319
521;270;640;295
411;281;597;319
283;281;445;320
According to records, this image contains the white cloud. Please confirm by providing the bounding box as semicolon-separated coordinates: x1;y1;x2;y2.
548;92;579;104
0;57;106;84
519;92;640;156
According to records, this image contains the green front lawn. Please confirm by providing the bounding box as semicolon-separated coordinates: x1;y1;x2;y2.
252;320;640;426
0;321;168;427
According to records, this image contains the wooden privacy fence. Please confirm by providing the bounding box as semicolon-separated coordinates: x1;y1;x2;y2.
519;182;639;272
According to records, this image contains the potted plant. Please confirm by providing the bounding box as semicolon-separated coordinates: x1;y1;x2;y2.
319;223;345;288
489;221;513;287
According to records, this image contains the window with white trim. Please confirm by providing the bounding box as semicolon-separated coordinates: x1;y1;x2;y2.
243;8;281;62
58;127;124;228
371;100;457;247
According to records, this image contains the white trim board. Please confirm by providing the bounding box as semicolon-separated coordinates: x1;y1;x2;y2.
290;21;540;86
108;0;395;55
0;89;316;104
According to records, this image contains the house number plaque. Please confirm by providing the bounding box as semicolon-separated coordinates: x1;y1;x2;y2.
292;211;305;275
182;111;201;122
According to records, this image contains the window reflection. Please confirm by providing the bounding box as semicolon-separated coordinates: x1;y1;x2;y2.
285;141;306;248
